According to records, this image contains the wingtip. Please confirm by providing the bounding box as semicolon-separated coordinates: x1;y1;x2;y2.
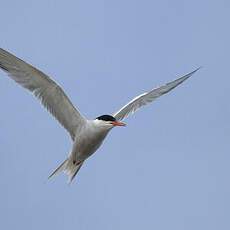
185;66;202;78
193;66;203;73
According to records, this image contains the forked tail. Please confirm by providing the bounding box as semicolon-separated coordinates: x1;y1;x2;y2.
48;158;84;183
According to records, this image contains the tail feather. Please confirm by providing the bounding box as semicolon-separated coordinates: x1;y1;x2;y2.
48;158;84;183
67;162;84;183
48;159;68;179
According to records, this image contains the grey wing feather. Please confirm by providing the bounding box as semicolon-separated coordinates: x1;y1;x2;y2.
113;68;201;121
0;48;86;140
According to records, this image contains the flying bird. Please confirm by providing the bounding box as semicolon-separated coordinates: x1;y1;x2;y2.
0;48;200;183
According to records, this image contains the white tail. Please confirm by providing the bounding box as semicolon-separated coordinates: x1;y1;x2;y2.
48;158;84;183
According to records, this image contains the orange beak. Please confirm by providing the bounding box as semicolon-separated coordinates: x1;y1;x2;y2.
111;121;126;127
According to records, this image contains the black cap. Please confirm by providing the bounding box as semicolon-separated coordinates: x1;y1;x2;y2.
96;115;116;122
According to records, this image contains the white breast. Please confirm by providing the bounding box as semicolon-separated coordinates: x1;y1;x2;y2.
71;120;111;161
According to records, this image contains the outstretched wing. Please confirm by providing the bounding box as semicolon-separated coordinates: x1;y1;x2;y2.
113;68;200;121
0;48;86;140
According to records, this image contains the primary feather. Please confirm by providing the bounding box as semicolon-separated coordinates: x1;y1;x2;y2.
113;68;201;121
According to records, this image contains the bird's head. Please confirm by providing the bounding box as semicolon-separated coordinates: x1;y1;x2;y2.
95;115;126;129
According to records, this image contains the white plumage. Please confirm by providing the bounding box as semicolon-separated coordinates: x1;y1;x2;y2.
0;48;200;183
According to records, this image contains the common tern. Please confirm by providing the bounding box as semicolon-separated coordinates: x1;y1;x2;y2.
0;48;200;183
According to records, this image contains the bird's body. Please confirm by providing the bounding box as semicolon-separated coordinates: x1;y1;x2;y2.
72;120;110;162
50;119;113;181
0;48;200;183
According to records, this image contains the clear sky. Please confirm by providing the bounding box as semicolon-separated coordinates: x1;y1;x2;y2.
0;0;229;229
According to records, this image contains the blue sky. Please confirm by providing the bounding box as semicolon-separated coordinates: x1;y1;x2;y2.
0;0;229;229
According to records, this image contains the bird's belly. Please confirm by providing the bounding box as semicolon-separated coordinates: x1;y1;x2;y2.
73;131;108;161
